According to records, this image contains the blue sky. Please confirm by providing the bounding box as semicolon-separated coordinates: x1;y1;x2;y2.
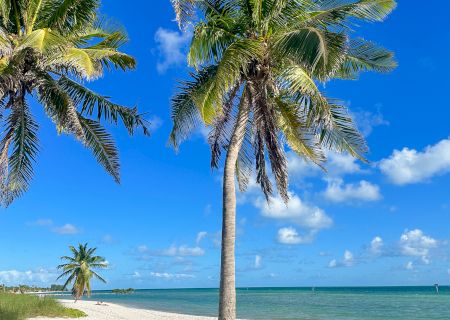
1;1;450;289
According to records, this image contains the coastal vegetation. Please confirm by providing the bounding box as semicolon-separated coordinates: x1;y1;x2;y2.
57;243;108;301
0;293;86;320
0;284;66;293
170;0;397;318
112;288;135;294
0;0;149;207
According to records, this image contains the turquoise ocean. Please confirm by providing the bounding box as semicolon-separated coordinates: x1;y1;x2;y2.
57;287;450;319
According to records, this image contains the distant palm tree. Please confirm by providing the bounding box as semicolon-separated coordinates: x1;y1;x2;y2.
0;0;149;207
169;0;397;319
57;243;107;301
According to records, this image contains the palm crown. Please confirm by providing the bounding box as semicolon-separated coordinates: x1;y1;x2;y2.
170;0;397;202
0;0;149;206
57;243;107;300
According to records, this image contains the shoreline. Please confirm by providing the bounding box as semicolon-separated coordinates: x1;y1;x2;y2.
31;299;216;320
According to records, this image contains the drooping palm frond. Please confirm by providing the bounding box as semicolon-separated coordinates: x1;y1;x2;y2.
78;115;120;183
170;65;218;149
40;0;99;33
0;98;39;206
337;38;397;78
59;77;148;135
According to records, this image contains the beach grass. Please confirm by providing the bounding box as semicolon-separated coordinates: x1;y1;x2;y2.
0;293;86;319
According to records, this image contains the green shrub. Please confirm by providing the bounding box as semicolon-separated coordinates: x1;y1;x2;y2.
0;294;86;319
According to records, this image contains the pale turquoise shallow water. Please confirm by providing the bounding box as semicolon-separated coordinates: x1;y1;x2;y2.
57;287;450;319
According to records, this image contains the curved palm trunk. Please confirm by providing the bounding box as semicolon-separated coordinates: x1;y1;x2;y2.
218;99;249;320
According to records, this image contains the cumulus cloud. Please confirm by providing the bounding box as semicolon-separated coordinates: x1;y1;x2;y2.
0;269;58;285
379;138;450;185
255;192;332;230
154;28;191;73
52;224;80;235
399;229;437;261
150;272;195;280
323;179;381;203
370;236;383;255
328;250;355;268
277;227;316;245
288;151;362;180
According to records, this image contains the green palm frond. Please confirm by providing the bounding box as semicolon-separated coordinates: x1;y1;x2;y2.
37;75;85;140
24;0;45;34
313;98;367;160
78;115;120;183
58;77;148;135
0;99;39;206
199;38;263;123
337;38;397;79
188;21;238;68
275;96;325;165
17;28;67;53
40;0;99;33
169;65;218;149
0;1;11;27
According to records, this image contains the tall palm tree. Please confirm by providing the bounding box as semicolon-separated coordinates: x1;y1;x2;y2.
57;243;107;301
169;0;396;319
0;0;149;207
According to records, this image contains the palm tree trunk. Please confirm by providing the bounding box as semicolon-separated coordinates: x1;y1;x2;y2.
218;95;249;320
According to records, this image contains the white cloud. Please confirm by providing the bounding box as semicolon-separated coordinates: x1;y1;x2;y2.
399;229;437;259
30;219;53;227
288;151;362;179
405;261;414;270
0;269;58;285
370;236;383;255
343;250;355;266
379;138;450;185
328;259;337;268
154;28;191;73
150;272;195;280
132;271;141;279
148;116;163;132
324;179;381;203
52;224;80;235
102;234;114;244
137;244;205;258
196;231;208;245
254;255;262;269
328;250;354;268
255;192;332;230
351;108;389;137
277;227;315;245
177;245;205;257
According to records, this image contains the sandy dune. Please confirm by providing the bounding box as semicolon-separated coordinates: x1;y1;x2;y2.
31;299;216;320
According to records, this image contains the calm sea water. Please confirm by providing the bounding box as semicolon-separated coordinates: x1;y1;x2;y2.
57;287;450;319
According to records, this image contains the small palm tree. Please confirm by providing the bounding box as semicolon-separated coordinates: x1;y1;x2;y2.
57;243;107;301
0;0;149;206
170;0;397;319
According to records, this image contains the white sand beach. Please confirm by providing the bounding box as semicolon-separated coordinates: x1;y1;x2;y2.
31;299;215;320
